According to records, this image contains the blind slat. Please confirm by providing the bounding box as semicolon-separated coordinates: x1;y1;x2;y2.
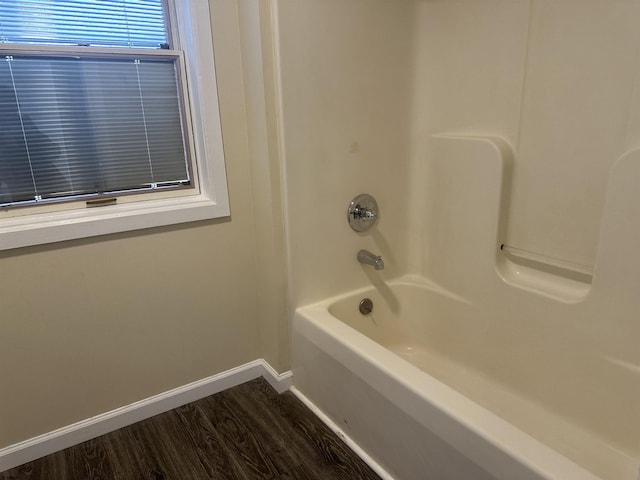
0;0;167;48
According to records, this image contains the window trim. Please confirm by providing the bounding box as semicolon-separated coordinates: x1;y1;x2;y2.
0;0;230;250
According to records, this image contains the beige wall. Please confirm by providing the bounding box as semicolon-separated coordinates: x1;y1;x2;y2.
0;0;288;449
238;0;290;373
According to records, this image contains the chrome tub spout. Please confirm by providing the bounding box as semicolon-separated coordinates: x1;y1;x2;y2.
357;249;384;270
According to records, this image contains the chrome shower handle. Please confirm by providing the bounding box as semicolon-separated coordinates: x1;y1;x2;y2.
350;205;377;220
347;194;379;232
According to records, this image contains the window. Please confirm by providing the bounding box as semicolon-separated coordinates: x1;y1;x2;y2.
0;0;229;249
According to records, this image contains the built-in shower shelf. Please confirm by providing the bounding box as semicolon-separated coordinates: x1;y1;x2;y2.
497;246;591;302
497;244;592;302
429;134;594;303
500;244;593;285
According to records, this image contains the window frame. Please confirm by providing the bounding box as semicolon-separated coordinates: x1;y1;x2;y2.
0;0;230;250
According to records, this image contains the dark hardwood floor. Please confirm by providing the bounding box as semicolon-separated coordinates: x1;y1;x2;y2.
0;378;381;480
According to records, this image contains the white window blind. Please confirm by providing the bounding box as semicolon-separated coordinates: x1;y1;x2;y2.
0;0;192;207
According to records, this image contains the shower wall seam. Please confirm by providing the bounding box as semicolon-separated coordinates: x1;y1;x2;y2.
514;0;534;153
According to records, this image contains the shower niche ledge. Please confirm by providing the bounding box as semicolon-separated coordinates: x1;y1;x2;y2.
426;135;640;304
497;250;591;302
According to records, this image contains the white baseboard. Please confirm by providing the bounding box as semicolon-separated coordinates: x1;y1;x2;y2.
290;386;395;480
261;360;293;393
0;359;292;473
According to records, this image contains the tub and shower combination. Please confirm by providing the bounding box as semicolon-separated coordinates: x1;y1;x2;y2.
290;138;639;480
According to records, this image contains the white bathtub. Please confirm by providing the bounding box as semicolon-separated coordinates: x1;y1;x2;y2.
292;276;637;480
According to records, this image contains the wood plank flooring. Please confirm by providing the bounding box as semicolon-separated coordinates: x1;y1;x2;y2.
0;378;381;480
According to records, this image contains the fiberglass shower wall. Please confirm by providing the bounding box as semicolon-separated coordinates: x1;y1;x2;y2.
413;0;640;277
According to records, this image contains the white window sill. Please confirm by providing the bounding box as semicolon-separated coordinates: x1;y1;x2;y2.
0;193;229;250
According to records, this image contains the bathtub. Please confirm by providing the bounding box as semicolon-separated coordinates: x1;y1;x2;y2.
292;276;637;480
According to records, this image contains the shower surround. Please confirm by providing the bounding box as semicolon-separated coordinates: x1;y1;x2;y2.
276;1;640;478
